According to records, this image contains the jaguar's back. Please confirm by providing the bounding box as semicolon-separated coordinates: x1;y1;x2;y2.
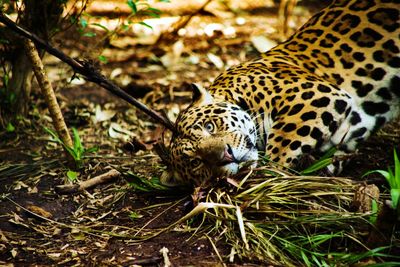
269;0;399;121
162;0;400;186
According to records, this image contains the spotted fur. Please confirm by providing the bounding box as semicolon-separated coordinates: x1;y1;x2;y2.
161;0;400;186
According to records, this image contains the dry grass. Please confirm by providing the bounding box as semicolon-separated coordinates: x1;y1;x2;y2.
170;165;399;266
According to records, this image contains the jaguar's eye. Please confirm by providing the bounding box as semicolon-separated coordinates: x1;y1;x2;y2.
190;158;202;168
204;122;215;133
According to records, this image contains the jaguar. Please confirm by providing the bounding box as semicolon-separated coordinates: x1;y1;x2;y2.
159;0;400;186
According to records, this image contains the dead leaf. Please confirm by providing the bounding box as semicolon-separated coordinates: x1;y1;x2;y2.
204;23;224;37
70;75;86;85
47;253;62;259
250;35;277;53
12;213;24;223
10;248;17;258
13;181;29;190
108;122;135;140
207;53;224;69
235;17;246;25
223;26;236;38
93;105;117;123
110;68;123;79
27;205;53;218
53;228;62;236
160;40;185;69
28;186;38;194
0;231;8;242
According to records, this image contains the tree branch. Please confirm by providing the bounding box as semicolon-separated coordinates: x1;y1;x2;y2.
0;12;175;132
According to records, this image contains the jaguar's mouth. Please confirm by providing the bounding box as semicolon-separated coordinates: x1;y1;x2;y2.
217;144;258;171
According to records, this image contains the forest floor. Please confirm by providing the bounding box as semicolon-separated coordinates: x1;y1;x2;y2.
1;1;400;266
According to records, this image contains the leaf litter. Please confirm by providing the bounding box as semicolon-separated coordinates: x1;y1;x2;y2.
1;0;400;266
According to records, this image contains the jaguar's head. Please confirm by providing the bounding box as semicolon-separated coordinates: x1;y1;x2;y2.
159;84;258;187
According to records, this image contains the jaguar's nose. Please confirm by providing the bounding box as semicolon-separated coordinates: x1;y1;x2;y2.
220;144;236;165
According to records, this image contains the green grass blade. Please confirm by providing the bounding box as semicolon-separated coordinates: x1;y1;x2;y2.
44;126;78;160
393;149;400;188
369;199;378;224
300;250;312;267
126;172;171;192
301;158;332;175
390;189;400;210
320;146;337;161
364;170;391;181
72;127;83;159
85;146;99;154
44;126;63;144
366;263;400;267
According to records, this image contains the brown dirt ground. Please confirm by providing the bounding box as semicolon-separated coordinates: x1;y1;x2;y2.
1;1;400;266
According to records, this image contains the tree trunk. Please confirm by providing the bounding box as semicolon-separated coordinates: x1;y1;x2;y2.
8;49;32;116
1;0;64;125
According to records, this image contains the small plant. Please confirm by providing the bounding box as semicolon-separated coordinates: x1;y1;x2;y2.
5;122;15;132
126;0;165;28
73;0;170;62
66;169;79;182
365;149;400;220
128;211;143;221
44;127;98;169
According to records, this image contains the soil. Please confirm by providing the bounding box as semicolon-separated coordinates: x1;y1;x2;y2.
1;1;399;266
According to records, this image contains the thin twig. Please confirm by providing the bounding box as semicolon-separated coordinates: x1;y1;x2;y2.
0;12;175;132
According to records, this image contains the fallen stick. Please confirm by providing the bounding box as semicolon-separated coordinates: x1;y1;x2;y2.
55;169;121;194
0;12;175;132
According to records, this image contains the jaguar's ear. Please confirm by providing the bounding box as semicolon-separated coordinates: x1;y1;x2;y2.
191;83;214;106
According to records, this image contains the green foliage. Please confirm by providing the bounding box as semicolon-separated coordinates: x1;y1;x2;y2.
127;0;138;13
126;171;171;192
78;16;96;37
97;55;108;63
369;199;378;224
128;211;143;220
329;247;400;266
71;0;169;61
44;127;98;169
301;147;337;175
0;71;15;106
123;0;164;30
5;122;14;132
127;0;163;18
364;149;400;219
66;170;78;181
76;0;167;40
